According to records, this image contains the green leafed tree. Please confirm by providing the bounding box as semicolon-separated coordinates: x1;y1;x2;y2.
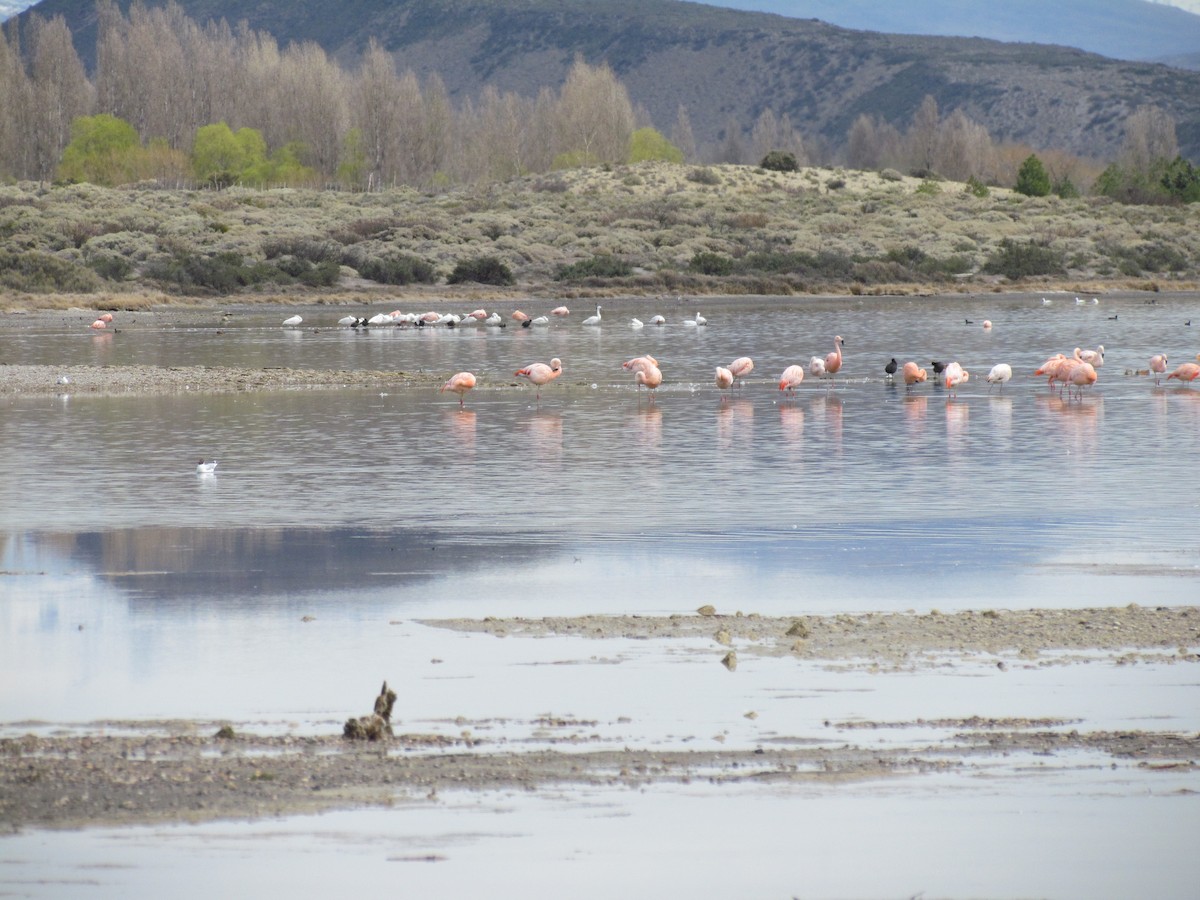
1014;154;1051;197
57;114;140;185
628;127;683;164
191;123;270;186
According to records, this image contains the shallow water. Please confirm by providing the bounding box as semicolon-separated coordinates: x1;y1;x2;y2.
2;292;1198;897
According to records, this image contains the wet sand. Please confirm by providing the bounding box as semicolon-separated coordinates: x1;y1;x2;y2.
2;606;1196;831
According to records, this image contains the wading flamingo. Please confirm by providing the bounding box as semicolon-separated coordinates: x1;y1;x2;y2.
943;361;969;396
902;362;927;386
778;364;806;396
1167;362;1200;383
515;357;563;400
1067;361;1098;399
440;372;477;407
1149;354;1169;385
551;306;570;317
727;357;754;385
715;366;734;397
824;336;845;375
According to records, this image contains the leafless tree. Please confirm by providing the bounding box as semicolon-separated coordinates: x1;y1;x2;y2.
1120;105;1178;174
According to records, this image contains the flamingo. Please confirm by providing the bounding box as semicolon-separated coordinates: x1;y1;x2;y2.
884;358;898;379
196;459;218;474
727;357;754;385
98;313;114;324
622;356;659;375
440;372;477;408
282;315;303;326
824;336;845;375
368;312;391;325
1149;354;1169;385
808;356;826;379
778;364;805;396
551;306;570;317
582;305;602;326
902;361;927;386
89;319;107;329
943;361;969;395
631;363;663;395
1035;354;1070;390
1167;362;1200;383
1076;345;1105;368
511;310;530;323
986;363;1013;391
1067;361;1098;399
715;366;734;396
982;320;992;330
469;309;488;320
515;357;563;400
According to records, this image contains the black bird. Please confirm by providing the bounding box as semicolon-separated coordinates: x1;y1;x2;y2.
1108;315;1118;321
884;358;898;379
931;360;947;375
1186;320;1192;326
965;319;973;324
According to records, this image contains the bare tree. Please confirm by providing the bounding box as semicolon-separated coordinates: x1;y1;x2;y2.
906;94;940;174
25;14;93;182
554;58;635;166
1120;105;1178;174
671;105;697;164
935;109;997;183
750;108;806;165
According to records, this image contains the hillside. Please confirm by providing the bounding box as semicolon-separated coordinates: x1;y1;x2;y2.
1;163;1197;306
16;0;1200;163
718;1;1200;67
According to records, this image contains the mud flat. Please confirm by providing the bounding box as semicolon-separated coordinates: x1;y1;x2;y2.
2;606;1196;831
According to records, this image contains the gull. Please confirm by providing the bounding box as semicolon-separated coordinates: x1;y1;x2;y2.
196;459;218;474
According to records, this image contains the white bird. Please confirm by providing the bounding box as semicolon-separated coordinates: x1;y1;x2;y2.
282;315;303;326
631;317;644;329
484;312;503;326
695;311;707;326
649;315;666;325
530;315;549;326
986;363;1013;391
808;356;826;378
368;313;391;325
337;315;357;326
196;458;218;474
1075;296;1084;305
1091;297;1099;304
683;315;698;327
582;305;603;326
1041;297;1051;306
1077;345;1105;368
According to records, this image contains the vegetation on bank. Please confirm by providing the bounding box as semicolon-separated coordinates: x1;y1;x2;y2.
1;162;1196;302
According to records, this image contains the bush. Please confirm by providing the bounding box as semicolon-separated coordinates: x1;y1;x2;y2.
88;254;134;281
1053;176;1080;199
688;251;734;276
358;254;437;285
964;176;990;198
448;255;514;285
760;150;799;173
555;254;633;281
0;250;101;292
982;239;1065;279
686;167;721;186
880;168;903;182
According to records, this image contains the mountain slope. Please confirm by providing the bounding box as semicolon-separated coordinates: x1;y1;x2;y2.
715;0;1200;66
15;0;1200;162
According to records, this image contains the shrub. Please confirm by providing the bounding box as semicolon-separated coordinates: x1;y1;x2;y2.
555;255;633;281
0;250;101;292
448;255;514;285
688;251;734;275
1053;176;1080;199
964;176;990;198
760;150;799;173
826;177;846;191
880;169;903;182
982;239;1065;279
88;254;134;281
915;178;942;196
686;167;721;186
358;254;437;285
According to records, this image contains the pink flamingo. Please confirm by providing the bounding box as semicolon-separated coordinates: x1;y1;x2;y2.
1149;354;1169;385
631;363;662;396
440;372;477;408
514;357;563;400
1167;362;1200;383
89;319;107;329
808;356;826;379
511;310;530;323
824;336;845;375
715;366;734;399
621;355;659;374
551;306;570;317
943;361;969;396
902;361;927;386
1076;345;1105;368
986;363;1013;391
727;357;754;385
1067;361;1097;399
778;364;805;396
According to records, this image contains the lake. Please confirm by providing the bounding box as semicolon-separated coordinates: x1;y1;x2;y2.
2;291;1198;897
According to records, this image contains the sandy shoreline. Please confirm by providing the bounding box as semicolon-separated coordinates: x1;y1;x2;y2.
2;607;1196;831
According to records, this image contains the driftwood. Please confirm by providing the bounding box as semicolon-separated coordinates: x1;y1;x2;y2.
343;680;397;741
